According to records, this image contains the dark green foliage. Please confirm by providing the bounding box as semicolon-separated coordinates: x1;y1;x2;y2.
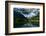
14;17;28;28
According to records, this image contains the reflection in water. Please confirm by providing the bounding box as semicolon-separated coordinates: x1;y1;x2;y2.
22;23;39;27
22;23;33;27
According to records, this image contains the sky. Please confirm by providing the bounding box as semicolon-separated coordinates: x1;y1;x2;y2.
21;9;39;18
14;8;40;18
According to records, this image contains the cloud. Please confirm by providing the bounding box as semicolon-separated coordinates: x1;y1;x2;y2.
21;9;39;18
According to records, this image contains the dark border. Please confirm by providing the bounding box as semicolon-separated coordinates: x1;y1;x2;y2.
5;1;45;35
